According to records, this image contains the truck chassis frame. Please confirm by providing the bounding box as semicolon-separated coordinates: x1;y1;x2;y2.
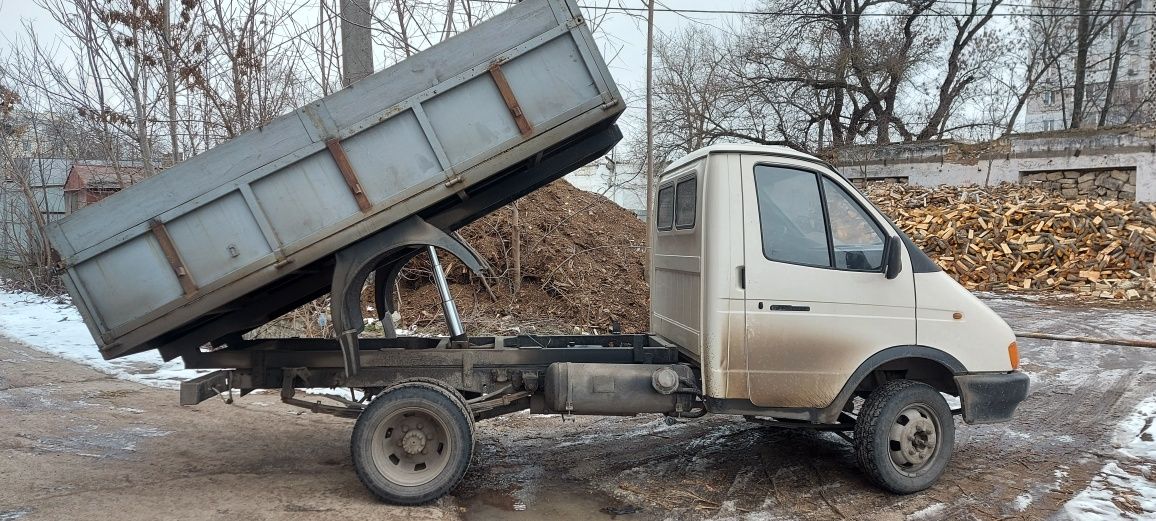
179;334;685;421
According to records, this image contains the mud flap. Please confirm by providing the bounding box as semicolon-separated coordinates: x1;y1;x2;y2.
954;372;1030;424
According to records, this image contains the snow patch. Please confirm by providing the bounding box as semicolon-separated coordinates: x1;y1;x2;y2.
1063;462;1156;519
1114;395;1156;461
907;503;946;520
0;508;33;521
554;415;688;448
1013;493;1033;511
1062;396;1156;519
0;287;206;388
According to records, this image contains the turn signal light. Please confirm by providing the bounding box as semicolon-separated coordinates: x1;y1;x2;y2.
1008;341;1020;371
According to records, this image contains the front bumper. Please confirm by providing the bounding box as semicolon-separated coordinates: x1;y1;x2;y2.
954;372;1030;424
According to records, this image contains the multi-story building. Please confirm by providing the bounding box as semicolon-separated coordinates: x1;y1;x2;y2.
1024;0;1153;131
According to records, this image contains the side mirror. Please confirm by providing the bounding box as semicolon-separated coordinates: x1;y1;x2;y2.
884;235;904;280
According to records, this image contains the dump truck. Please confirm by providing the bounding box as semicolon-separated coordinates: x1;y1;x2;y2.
47;0;1030;505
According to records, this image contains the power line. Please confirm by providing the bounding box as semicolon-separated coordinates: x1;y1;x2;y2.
469;0;1156;18
266;11;340;55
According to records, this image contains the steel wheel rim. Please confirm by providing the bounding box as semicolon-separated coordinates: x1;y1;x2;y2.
370;405;453;487
887;403;940;477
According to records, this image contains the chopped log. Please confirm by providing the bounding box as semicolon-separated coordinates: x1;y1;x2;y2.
865;182;1156;301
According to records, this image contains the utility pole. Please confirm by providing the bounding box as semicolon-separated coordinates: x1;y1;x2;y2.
341;0;374;86
162;0;179;166
644;0;655;219
644;0;655;281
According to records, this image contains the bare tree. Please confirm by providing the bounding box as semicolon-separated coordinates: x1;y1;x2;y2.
1030;0;1145;129
53;0;161;175
650;27;734;159
0;0;323;286
915;0;1008;140
645;0;1015;151
1096;0;1142;126
366;0;502;65
1000;4;1076;134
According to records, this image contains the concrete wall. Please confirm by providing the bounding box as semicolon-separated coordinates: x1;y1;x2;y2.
831;128;1156;202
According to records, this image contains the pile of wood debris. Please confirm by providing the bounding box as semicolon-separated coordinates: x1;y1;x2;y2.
390;180;650;333
866;182;1156;300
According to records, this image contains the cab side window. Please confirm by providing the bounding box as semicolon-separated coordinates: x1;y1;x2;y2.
753;166;831;267
674;177;696;229
656;185;674;231
754;165;887;272
823;178;885;270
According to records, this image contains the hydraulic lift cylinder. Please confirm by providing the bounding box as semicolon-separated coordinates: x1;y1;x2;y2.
428;246;466;340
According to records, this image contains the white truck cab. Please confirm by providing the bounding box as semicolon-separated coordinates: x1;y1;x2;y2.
651;144;1030;492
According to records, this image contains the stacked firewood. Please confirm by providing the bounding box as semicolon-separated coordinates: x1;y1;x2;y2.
865;183;1156;301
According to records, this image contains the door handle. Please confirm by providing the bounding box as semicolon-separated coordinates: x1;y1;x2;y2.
737;266;745;289
767;304;810;312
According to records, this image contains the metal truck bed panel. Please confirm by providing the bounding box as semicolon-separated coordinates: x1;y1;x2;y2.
46;0;621;359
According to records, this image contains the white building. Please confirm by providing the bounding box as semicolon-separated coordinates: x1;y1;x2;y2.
0;158;146;265
564;156;647;218
0;158;72;264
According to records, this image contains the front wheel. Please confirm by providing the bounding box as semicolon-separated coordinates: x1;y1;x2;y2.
853;380;954;494
351;381;474;505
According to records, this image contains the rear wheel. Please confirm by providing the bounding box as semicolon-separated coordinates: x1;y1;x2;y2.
853;380;954;494
351;381;473;504
392;377;476;439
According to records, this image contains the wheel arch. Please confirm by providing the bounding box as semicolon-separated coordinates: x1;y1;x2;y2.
818;345;965;423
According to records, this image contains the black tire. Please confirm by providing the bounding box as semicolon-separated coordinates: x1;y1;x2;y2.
853;380;954;494
390;377;476;438
351;381;473;505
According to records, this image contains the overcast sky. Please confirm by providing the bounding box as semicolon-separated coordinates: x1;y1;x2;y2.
585;1;744;136
0;0;745;144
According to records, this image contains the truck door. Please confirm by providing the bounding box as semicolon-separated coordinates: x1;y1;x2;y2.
740;157;916;409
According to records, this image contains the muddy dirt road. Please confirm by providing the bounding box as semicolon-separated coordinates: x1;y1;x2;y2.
2;298;1154;520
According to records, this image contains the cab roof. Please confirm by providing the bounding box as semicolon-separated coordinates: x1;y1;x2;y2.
660;143;826;179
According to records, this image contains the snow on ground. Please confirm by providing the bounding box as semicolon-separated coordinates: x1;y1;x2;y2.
1115;396;1156;461
0;286;205;388
1062;395;1156;519
906;503;946;520
0;284;387;399
1013;493;1033;511
1063;462;1156;519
